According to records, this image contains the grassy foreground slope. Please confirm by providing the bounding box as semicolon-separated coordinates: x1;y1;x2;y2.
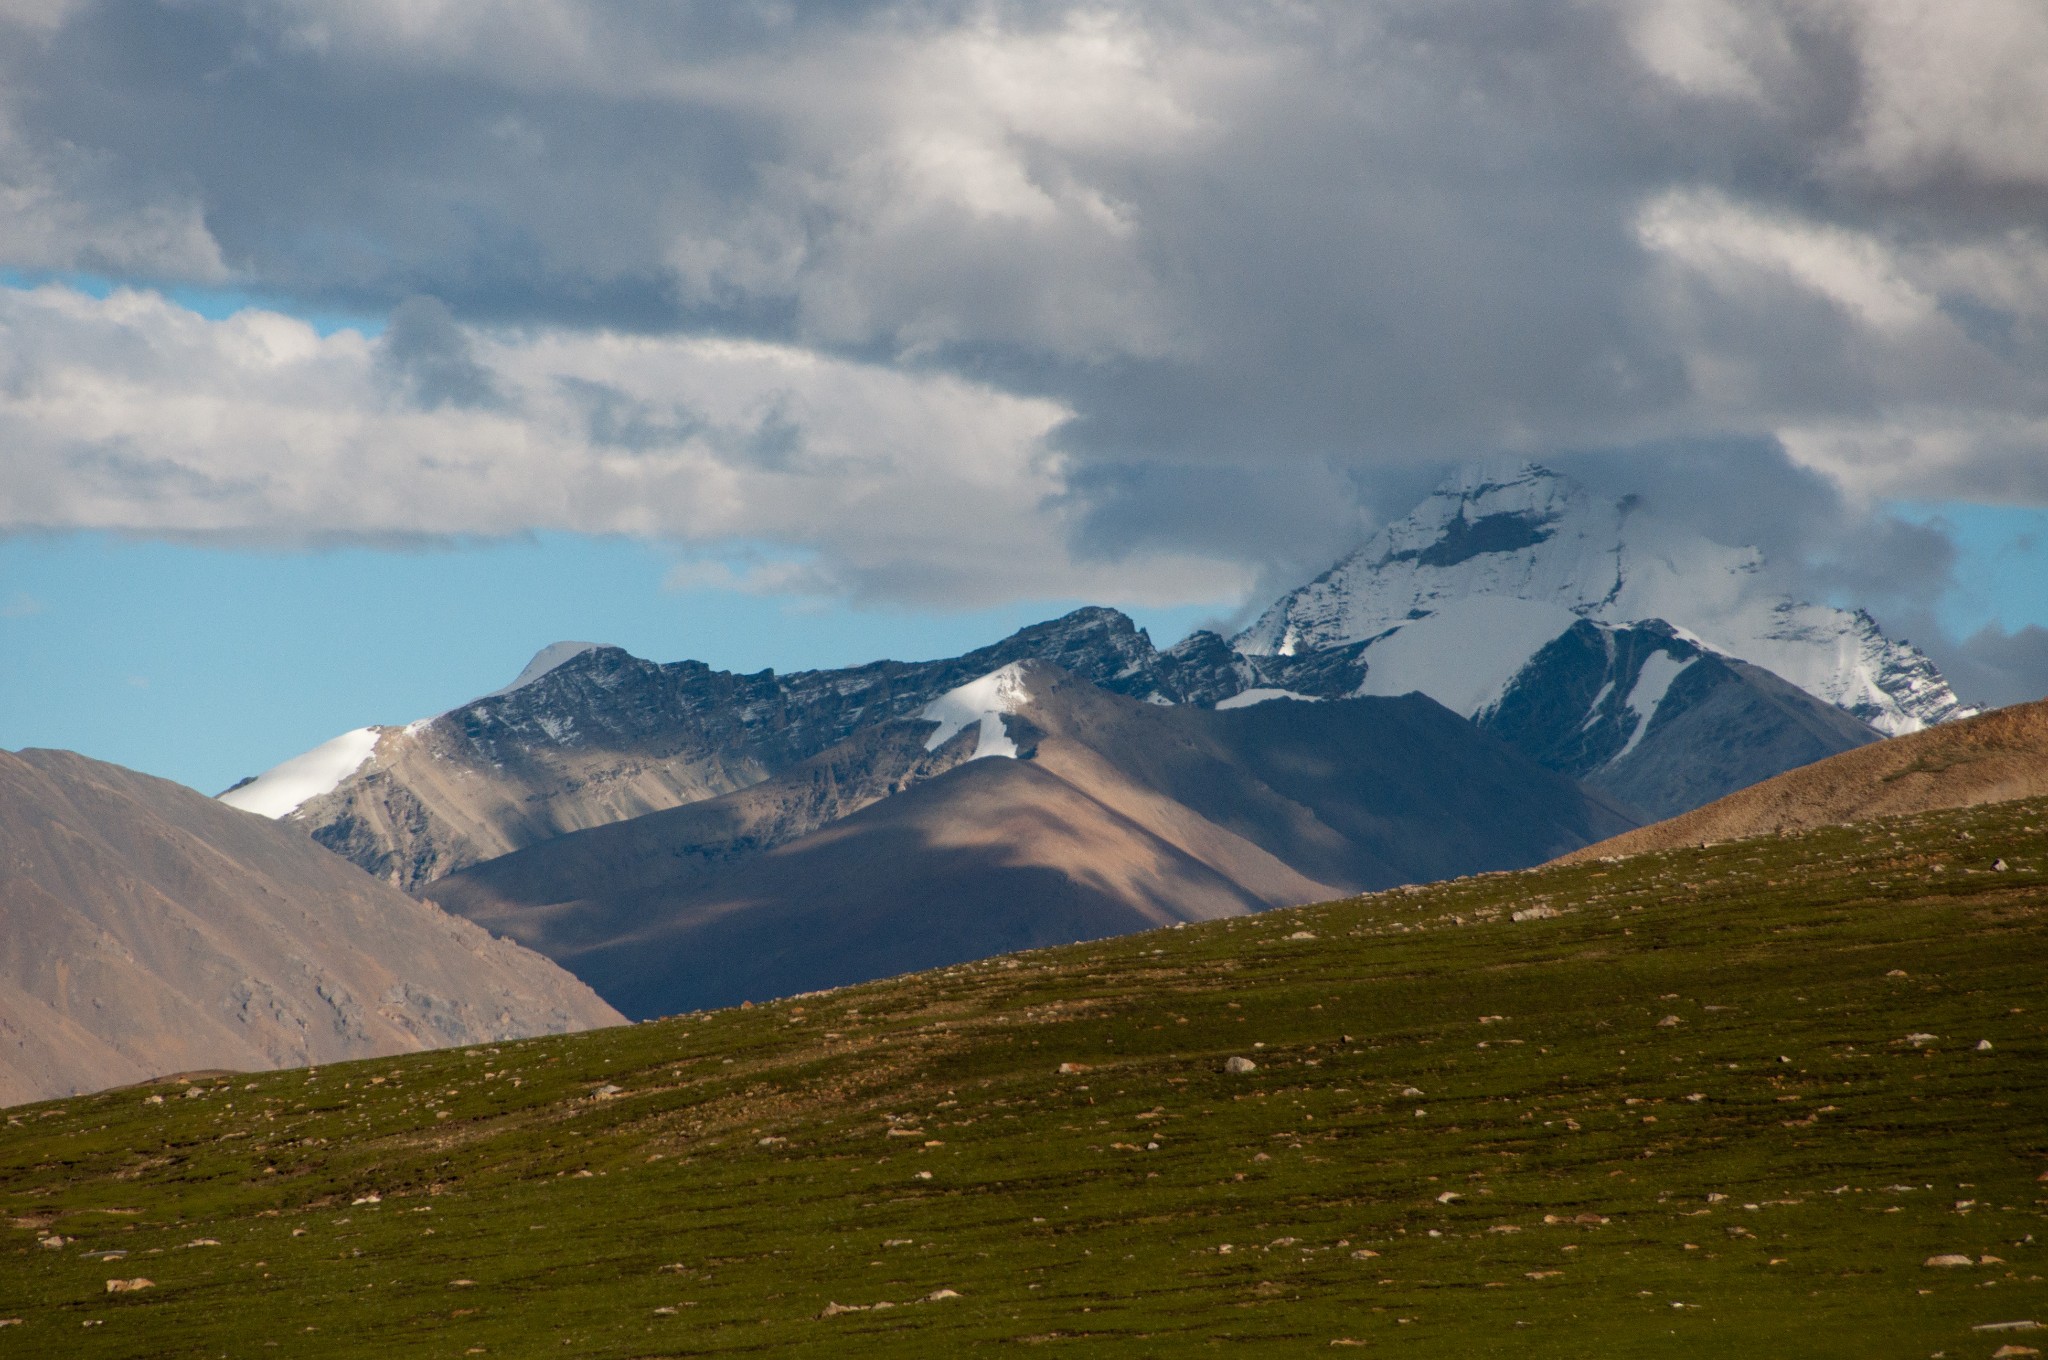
3;799;2046;1357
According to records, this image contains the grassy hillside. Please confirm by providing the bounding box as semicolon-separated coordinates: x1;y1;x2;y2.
4;797;2046;1357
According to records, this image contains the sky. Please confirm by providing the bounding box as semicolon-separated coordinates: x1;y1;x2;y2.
2;0;2046;794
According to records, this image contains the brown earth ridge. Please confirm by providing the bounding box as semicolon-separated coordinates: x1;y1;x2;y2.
1559;695;2048;863
0;748;622;1105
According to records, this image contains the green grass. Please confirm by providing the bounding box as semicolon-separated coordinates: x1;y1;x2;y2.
4;798;2047;1357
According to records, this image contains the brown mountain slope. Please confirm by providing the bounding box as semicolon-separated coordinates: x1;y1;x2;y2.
0;749;622;1105
430;665;1636;1016
1557;696;2048;863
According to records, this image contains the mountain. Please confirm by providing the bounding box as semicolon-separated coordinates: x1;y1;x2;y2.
1559;695;2048;863
1482;617;1883;819
0;747;621;1105
225;609;1368;894
1235;462;1971;735
226;464;1959;887
426;662;1635;1016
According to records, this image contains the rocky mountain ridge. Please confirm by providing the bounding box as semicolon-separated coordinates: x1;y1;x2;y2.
227;464;1966;891
427;661;1636;1016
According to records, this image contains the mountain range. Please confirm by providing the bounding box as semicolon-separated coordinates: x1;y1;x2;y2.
228;464;1961;896
426;660;1633;1017
193;462;1991;1020
0;461;2010;1100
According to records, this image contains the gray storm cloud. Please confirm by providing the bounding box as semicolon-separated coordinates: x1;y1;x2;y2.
0;0;2044;695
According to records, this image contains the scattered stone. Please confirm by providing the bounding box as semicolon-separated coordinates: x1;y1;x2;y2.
1924;1254;1976;1268
883;1239;913;1248
104;1279;153;1293
449;1279;477;1288
1401;1087;1425;1097
1993;859;2010;872
1991;1347;2041;1359
1887;969;1909;977
1526;1270;1563;1280
1511;905;1559;922
1979;1040;1995;1051
37;1236;65;1250
1225;1057;1258;1075
183;1239;221;1248
1657;1015;1682;1027
1435;1191;1462;1204
0;1319;18;1327
1983;1255;2007;1266
351;1194;381;1206
1350;1249;1378;1259
1975;1322;2045;1333
1489;1225;1521;1234
1906;1033;1938;1047
818;1302;865;1318
1286;931;1317;941
1057;1063;1091;1075
592;1085;623;1100
923;1289;962;1302
914;1171;933;1181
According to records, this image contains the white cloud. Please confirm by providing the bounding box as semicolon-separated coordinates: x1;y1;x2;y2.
0;282;1253;607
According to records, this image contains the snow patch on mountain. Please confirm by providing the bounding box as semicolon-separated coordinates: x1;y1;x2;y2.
1351;596;1585;717
489;642;607;698
220;727;383;819
1236;463;1971;735
919;663;1031;760
1614;652;1695;762
1214;688;1322;710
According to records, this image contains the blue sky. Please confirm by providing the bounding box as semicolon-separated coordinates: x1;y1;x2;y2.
0;531;1225;794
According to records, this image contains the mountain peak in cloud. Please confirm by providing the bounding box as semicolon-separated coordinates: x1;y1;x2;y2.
1235;463;1971;736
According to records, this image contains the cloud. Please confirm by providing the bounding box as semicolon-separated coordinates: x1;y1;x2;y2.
377;296;502;410
0;282;1252;608
1938;622;2048;708
0;1;2043;617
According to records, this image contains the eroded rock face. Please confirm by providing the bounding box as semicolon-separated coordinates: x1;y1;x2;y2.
288;608;1367;893
0;748;621;1105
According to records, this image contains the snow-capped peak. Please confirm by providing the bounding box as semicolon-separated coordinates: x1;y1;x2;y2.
219;726;383;819
1235;462;1972;735
488;642;608;698
919;663;1032;760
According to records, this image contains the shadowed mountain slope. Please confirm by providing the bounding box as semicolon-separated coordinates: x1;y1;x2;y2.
429;665;1635;1016
0;749;621;1105
1559;695;2048;863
